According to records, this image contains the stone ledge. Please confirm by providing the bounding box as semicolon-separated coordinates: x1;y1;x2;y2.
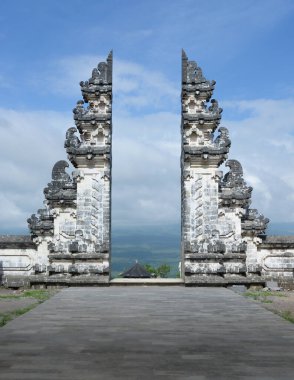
0;235;36;249
260;235;294;249
185;274;265;286
185;253;246;259
3;275;31;288
49;253;109;260
29;274;110;286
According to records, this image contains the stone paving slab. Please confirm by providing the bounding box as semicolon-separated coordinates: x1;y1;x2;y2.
1;287;294;379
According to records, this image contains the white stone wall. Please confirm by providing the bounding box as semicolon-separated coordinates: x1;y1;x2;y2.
259;247;294;284
183;168;219;241
0;247;37;279
75;168;109;252
50;208;76;254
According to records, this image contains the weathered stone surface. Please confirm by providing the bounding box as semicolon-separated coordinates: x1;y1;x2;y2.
0;235;36;249
242;208;269;236
219;159;253;208
43;160;77;207
3;275;30;288
261;235;294;248
181;52;271;285
23;52;113;286
27;208;54;238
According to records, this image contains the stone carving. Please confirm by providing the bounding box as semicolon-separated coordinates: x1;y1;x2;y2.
3;51;294;288
68;230;87;253
231;241;247;253
219;160;252;208
27;208;53;237
208;99;223;115
80;51;112;101
65;127;81;149
182;50;215;91
181;51;268;286
25;53;113;285
214;127;231;149
66;55;112;171
186;61;207;84
73;100;85;115
184;240;200;254
223;160;245;187
242;209;269;236
92;62;108;82
207;230;226;254
44;160;77;207
34;264;46;273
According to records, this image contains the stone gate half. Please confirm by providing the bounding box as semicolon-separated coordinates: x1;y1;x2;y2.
26;52;113;286
181;51;269;286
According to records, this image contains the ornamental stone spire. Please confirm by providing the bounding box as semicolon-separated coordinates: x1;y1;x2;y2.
27;52;113;285
181;51;268;286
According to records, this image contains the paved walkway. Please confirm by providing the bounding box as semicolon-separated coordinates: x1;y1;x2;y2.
1;287;294;380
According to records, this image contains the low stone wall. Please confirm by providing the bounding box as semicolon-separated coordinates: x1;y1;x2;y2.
1;234;294;288
0;235;37;287
258;236;294;289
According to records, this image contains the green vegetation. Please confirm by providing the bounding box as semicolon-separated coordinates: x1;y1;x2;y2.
244;291;286;302
0;289;52;301
144;263;171;278
0;289;58;328
0;304;37;327
244;290;294;324
22;289;52;301
280;310;294;324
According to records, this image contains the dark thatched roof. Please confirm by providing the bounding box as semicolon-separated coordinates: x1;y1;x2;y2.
121;262;151;278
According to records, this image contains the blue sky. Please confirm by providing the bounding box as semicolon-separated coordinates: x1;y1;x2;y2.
0;0;294;233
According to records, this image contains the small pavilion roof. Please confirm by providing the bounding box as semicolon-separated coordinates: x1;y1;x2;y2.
121;262;151;278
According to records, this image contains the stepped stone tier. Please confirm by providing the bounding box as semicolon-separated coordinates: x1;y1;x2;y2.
0;50;294;288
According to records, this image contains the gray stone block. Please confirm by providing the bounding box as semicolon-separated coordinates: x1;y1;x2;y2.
265;280;282;291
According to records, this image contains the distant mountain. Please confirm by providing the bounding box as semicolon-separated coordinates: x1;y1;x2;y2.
111;224;181;278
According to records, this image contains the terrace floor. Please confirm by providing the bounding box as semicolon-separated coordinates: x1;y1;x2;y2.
1;287;294;379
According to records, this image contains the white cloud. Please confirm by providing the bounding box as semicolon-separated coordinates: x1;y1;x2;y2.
2;97;294;232
0;56;181;231
2;53;294;233
112;111;180;226
0;108;71;230
0;106;181;230
29;55;179;113
223;98;294;221
32;55;104;98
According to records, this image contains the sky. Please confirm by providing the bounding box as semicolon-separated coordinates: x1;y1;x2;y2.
0;0;294;235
